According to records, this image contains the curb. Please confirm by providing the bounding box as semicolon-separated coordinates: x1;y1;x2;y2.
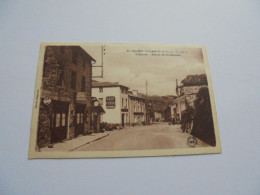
69;134;110;151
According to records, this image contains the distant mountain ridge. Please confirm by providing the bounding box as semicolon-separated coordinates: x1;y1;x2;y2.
138;93;176;114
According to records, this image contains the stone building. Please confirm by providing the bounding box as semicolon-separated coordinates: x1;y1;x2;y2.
172;74;208;123
37;46;99;148
180;74;208;107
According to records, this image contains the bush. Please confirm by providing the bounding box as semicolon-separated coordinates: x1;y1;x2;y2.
104;123;117;131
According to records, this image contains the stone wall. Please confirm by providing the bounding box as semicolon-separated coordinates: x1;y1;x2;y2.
37;99;51;148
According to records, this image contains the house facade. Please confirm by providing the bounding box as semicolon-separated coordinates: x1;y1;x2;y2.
169;95;186;123
92;81;130;127
37;46;98;148
128;90;146;125
181;74;208;107
172;74;208;123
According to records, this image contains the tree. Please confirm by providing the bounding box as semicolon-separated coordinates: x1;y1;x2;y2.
191;87;216;146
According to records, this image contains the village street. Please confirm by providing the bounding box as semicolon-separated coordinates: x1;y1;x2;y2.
75;122;209;151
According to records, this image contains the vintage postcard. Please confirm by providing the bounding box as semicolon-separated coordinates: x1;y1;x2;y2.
28;42;221;158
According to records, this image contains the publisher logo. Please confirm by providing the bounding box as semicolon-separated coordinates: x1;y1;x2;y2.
187;136;197;147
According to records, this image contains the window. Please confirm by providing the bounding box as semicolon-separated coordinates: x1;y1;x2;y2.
77;113;80;124
83;58;86;68
72;49;77;64
99;98;103;105
76;113;84;124
125;99;128;108
134;105;136;111
80;113;83;124
81;76;85;92
122;98;124;107
121;88;128;94
62;113;66;126
56;114;60;127
99;87;103;93
71;71;76;90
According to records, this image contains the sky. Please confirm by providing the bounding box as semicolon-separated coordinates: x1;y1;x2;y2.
83;44;206;96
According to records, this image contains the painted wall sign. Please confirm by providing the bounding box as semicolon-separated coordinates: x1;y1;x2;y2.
106;96;115;109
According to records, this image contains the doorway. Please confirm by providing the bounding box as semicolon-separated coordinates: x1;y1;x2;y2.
51;100;69;143
121;114;125;127
75;104;86;137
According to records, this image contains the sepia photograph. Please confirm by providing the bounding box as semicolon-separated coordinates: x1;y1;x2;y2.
28;43;221;158
2;1;260;194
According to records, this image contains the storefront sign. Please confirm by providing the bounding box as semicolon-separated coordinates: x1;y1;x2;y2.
76;92;86;101
106;96;115;109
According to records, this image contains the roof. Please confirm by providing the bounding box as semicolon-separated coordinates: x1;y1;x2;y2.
129;94;145;101
47;45;96;62
92;81;129;89
181;74;208;86
78;46;96;62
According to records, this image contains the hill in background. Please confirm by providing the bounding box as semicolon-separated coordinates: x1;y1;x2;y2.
138;93;176;115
